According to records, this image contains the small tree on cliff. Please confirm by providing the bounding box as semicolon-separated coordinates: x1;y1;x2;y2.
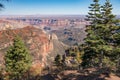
5;36;32;80
54;54;62;67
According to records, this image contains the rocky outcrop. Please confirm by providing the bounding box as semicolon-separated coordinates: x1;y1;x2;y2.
0;25;67;73
0;20;68;76
0;20;28;30
0;26;54;67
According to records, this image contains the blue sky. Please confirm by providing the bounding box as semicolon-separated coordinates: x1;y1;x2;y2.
0;0;120;15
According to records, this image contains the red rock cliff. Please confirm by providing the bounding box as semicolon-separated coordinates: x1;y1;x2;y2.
0;26;53;67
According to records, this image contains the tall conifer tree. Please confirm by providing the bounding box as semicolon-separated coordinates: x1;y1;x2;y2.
100;0;120;68
82;0;120;69
82;0;103;68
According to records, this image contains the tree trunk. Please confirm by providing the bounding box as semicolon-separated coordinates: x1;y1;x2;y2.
99;51;103;68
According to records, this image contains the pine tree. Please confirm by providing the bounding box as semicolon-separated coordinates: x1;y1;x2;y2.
100;0;120;68
5;36;32;80
82;0;103;68
54;54;62;67
113;32;120;72
82;0;120;69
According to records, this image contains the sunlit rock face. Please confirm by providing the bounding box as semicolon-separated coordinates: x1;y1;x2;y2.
0;25;54;67
0;20;28;30
0;20;67;75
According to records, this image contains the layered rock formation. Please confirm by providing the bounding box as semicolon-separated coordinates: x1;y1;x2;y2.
7;17;89;28
0;20;28;30
0;26;53;66
0;20;66;70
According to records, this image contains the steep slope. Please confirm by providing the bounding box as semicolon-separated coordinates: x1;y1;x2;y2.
52;27;86;45
0;20;67;70
0;26;54;66
46;33;67;64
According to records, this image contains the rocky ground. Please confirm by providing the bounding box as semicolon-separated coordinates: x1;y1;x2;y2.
40;69;120;80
